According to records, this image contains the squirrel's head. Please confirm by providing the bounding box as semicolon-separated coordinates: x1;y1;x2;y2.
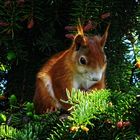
71;25;109;82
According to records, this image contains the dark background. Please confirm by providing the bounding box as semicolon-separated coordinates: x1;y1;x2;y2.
0;0;140;101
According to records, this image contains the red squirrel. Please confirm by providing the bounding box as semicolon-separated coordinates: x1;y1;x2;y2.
33;23;109;114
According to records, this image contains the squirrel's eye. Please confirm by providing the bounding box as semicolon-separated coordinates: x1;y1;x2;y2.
79;56;87;65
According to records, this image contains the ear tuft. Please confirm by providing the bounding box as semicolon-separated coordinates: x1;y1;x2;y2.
75;34;83;44
74;35;84;51
100;24;110;47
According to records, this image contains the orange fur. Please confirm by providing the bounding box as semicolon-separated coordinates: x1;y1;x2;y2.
33;25;109;114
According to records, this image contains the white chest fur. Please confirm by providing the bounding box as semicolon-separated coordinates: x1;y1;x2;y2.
73;74;97;90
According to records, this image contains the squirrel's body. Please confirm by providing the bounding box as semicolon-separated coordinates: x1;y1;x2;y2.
34;26;109;114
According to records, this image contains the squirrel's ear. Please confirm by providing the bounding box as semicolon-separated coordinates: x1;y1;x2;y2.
74;34;84;51
100;24;110;47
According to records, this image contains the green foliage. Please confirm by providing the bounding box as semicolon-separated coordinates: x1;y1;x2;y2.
9;94;17;106
7;50;17;61
0;89;140;139
109;90;137;122
48;121;71;140
15;123;42;140
67;89;110;126
0;125;18;140
48;89;139;140
0;113;6;123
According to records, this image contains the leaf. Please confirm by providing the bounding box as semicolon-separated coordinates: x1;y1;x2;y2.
27;18;34;29
7;50;16;61
100;12;111;19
